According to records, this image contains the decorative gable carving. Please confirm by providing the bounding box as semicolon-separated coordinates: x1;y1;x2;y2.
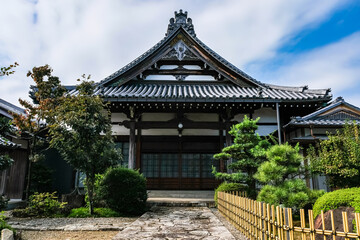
162;41;198;61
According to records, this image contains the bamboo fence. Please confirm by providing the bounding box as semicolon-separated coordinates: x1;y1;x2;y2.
217;191;360;240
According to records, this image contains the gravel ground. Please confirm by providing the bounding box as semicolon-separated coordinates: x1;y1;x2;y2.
17;230;119;240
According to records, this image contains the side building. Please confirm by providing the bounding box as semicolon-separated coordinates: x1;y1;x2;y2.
0;98;28;199
284;96;360;191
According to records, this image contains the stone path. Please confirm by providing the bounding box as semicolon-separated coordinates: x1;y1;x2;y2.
113;206;236;240
8;207;242;239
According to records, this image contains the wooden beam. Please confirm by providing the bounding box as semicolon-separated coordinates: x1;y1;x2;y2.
118;120;237;130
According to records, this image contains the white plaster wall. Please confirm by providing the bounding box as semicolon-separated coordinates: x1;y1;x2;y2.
232;113;249;122
142;113;175;121
182;129;219;136
186;113;218;122
111;125;129;135
313;128;335;135
111;113;128;122
253;108;277;123
255;125;278;136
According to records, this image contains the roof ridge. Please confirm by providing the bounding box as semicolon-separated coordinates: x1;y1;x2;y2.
265;84;331;95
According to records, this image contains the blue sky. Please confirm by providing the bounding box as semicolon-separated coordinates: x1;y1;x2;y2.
0;0;360;108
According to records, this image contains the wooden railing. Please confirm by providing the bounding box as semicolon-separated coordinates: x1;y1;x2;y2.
217;191;360;240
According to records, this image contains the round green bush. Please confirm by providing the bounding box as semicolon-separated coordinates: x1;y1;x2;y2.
313;187;360;218
98;167;147;216
214;182;247;204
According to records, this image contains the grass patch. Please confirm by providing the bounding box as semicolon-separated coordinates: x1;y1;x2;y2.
68;207;122;218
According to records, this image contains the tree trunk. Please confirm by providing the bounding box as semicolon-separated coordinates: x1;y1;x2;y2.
86;173;95;215
25;159;32;201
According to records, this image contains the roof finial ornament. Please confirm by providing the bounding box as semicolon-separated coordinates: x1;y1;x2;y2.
166;9;196;37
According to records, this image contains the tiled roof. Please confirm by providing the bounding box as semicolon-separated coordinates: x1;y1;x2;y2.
0;98;25;119
68;82;331;102
0;136;19;149
285;97;360;127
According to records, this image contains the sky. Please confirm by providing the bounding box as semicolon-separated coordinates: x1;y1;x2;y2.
1;0;360;108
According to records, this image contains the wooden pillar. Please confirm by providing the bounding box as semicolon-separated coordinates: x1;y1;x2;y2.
225;118;231;146
135;123;142;170
219;115;225;172
225;117;232;173
276;102;282;144
128;120;136;169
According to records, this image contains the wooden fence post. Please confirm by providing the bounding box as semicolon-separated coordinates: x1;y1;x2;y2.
342;212;349;240
308;210;315;240
330;210;336;240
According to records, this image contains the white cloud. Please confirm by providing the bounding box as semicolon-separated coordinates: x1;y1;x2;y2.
261;32;360;105
0;0;351;107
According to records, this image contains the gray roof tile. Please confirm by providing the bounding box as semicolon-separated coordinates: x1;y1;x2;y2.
69;82;330;102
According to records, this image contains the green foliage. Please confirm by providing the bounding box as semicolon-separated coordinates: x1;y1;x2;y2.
255;144;303;185
213;116;271;198
308;122;360;188
312;187;360;218
98;167;147;216
214;182;247;204
68;207;121;218
12;192;66;217
0;117;15;171
0;212;14;234
256;144;323;211
84;173;105;208
257;179;324;210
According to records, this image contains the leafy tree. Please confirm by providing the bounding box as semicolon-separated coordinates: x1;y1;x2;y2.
307;122;360;188
0;63;19;172
48;77;121;215
0;117;15;171
255;143;324;210
212;116;271;198
12;65;65;200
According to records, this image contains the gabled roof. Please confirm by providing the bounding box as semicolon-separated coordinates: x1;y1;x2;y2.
0;98;26;119
285;97;360;127
99;27;262;88
73;10;332;103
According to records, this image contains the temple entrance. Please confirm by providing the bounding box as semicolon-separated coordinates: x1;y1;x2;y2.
140;136;220;190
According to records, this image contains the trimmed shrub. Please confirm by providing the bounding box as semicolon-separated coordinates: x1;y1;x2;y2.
12;192;66;217
313;187;360;218
98;167;147;216
214;182;247;204
68;207;121;218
